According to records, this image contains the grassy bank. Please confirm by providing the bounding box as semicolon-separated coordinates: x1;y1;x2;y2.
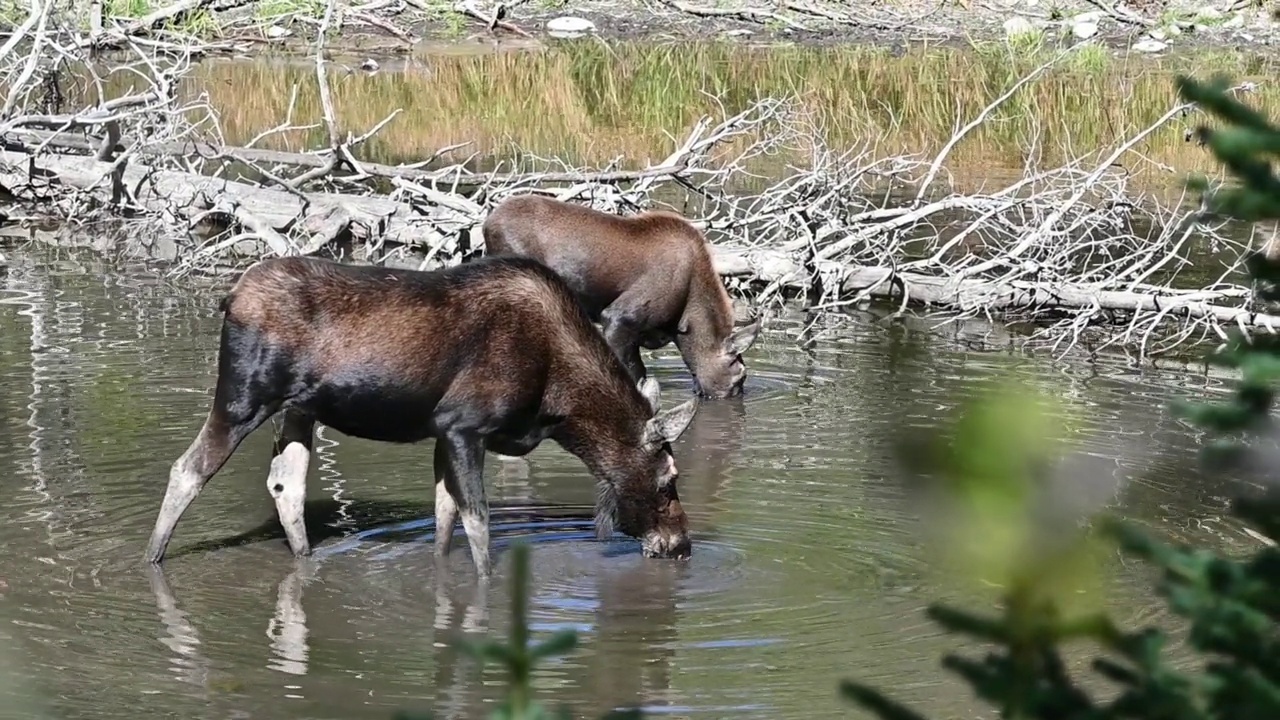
173;40;1280;188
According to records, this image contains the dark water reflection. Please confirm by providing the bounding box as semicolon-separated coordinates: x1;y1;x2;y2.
0;248;1266;719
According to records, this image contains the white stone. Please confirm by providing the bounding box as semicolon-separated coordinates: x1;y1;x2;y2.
1224;12;1245;27
1148;28;1167;40
1166;23;1182;35
1071;10;1103;23
1003;16;1035;37
1133;38;1168;52
546;16;595;38
266;25;291;38
1072;20;1099;38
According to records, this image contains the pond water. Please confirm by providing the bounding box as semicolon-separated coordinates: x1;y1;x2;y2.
0;247;1264;719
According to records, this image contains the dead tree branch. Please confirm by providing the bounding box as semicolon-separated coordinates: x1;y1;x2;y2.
0;17;1270;362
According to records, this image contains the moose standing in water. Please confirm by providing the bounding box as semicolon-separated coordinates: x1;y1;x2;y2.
482;195;764;399
144;255;700;578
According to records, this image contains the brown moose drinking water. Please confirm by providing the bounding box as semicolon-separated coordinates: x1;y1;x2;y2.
482;195;764;399
144;254;699;578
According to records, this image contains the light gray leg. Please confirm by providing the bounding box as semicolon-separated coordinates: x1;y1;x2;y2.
147;410;265;563
440;431;491;578
434;439;460;558
146;444;208;563
267;411;315;557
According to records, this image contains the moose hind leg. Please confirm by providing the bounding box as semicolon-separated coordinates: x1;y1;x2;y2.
146;404;275;563
147;321;291;564
439;432;491;578
268;410;316;557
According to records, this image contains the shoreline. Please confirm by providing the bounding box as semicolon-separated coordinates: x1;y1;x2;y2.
91;0;1280;64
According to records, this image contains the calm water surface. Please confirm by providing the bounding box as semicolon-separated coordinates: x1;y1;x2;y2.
0;248;1264;719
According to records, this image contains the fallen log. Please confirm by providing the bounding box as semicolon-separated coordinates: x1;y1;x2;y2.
708;247;1280;338
832;265;1280;333
0;149;454;253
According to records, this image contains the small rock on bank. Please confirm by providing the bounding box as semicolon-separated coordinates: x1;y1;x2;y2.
1072;20;1099;38
546;16;596;38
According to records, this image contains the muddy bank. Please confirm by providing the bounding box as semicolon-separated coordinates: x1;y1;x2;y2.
209;0;1280;62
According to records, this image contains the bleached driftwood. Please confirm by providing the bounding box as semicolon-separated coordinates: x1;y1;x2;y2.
0;0;1272;361
0;149;437;246
710;248;1280;335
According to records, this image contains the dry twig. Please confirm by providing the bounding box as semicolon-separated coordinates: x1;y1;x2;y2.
0;14;1271;363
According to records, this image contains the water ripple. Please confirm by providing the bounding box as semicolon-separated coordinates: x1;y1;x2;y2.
0;250;1248;720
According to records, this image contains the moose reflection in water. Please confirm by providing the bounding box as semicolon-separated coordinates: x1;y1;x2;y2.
145;547;692;718
482;195;764;399
144;255;701;577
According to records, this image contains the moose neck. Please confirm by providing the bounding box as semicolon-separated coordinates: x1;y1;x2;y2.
676;269;735;375
555;389;650;508
558;412;643;482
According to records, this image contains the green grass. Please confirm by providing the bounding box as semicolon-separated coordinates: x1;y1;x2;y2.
254;0;327;24
175;39;1280;186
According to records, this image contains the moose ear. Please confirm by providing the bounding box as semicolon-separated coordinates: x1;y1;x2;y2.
723;315;763;357
646;398;698;445
637;376;661;413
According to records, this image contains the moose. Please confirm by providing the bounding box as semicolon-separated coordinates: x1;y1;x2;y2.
482;195;764;399
144;254;700;578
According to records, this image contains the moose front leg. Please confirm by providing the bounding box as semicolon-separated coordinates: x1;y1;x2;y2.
438;431;492;579
267;410;315;557
433;439;460;558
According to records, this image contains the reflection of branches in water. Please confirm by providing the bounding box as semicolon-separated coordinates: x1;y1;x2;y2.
1;256;88;557
313;425;355;534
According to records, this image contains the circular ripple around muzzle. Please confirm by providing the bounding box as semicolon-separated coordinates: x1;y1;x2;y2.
642;355;801;405
312;502;747;579
310;503;750;626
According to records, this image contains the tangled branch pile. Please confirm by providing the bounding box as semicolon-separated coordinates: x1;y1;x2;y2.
0;5;1274;358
